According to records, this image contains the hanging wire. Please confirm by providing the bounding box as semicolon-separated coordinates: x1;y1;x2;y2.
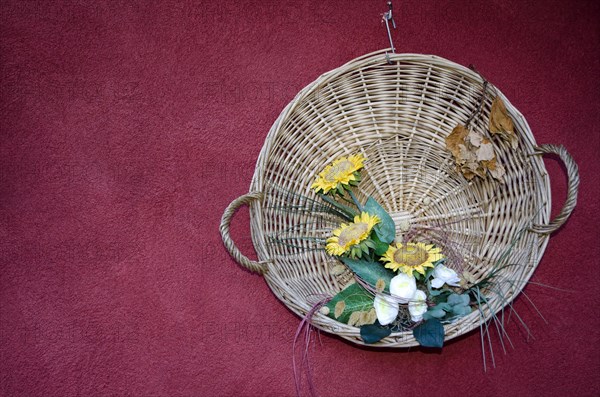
382;1;397;64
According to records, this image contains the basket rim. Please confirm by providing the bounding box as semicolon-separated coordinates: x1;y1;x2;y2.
246;49;553;348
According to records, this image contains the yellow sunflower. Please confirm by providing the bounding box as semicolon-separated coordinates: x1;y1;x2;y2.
326;212;380;257
381;242;445;276
312;154;366;194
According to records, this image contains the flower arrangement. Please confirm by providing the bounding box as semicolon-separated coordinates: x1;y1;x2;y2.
312;154;480;347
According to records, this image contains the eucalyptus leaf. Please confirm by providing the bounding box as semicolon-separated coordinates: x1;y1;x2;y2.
341;257;395;293
413;319;444;348
364;197;395;244
426;308;446;318
452;305;472;316
448;293;469;307
460;294;470;306
325;283;374;324
447;294;461;306
360;324;392;344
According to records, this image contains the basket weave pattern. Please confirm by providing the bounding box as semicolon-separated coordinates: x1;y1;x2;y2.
220;51;579;347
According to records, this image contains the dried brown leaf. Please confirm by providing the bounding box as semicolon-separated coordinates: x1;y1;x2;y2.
489;96;518;149
476;141;495;162
458;144;476;162
467;129;483;147
447;123;506;182
366;308;377;324
463;270;476;284
334;300;345;319
461;159;486;179
359;310;373;326
460;167;476;180
460;270;479;289
481;157;506;182
348;309;378;327
347;311;361;327
359;311;371;325
488;162;506;182
446;124;469;159
375;278;386;293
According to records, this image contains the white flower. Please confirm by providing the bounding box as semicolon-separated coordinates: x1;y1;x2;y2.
390;273;417;303
408;290;428;322
373;294;399;325
431;264;461;289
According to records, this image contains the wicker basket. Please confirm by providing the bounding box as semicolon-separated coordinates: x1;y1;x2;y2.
220;50;579;347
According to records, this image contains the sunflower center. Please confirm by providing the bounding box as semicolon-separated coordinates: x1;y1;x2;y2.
393;245;428;267
338;222;369;247
324;160;354;182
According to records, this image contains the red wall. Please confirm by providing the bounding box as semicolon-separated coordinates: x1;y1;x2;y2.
1;1;598;396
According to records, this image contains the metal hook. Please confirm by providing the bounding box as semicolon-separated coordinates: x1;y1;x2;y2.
382;1;397;64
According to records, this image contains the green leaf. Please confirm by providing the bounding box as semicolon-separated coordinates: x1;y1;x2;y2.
447;294;460;306
363;197;395;244
325;283;374;324
460;294;470;305
360;243;370;254
360;324;392;344
375;242;389;256
452;305;472;316
426;308;446;318
423;265;436;280
432;257;446;267
448;293;469;307
340;257;395;293
413;319;444;348
364;239;376;249
371;234;390;256
431;289;452;303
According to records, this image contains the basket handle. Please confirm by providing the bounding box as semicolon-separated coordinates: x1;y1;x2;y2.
220;192;269;275
530;144;579;234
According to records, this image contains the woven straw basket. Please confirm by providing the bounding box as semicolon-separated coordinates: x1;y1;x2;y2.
220;50;579;347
